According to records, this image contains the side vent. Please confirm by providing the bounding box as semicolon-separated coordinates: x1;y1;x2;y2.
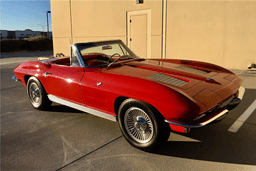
148;73;187;87
176;65;209;75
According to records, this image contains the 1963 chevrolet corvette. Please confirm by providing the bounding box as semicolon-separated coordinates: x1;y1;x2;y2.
13;40;245;151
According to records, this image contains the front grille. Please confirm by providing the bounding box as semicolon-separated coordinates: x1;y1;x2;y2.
176;65;209;75
147;73;187;87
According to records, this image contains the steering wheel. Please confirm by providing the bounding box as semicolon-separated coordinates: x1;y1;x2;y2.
108;53;121;62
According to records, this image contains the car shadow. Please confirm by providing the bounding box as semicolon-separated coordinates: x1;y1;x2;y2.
47;103;82;113
154;89;256;166
154;123;256;166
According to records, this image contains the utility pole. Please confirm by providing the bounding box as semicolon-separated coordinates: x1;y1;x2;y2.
46;11;51;38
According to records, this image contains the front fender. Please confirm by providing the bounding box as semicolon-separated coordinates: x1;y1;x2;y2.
88;72;200;120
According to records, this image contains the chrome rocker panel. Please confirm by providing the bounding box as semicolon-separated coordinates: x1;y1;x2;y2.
165;86;245;128
48;94;117;122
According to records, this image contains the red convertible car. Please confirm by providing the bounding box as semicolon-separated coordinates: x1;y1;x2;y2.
13;40;245;151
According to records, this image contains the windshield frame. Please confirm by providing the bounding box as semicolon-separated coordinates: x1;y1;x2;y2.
73;40;139;68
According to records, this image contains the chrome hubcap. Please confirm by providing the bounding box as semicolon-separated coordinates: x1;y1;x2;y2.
134;116;148;131
124;107;154;143
29;83;41;105
32;89;40;97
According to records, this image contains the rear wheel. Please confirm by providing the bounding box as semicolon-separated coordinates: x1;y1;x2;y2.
27;77;51;110
118;99;170;152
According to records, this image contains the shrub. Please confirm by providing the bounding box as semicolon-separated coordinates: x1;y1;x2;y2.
24;35;48;41
0;36;53;52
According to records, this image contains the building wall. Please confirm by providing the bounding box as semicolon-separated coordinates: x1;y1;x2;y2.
165;1;256;70
51;0;72;56
51;0;256;70
0;30;8;39
51;0;163;58
1;29;51;39
15;29;41;39
7;31;16;39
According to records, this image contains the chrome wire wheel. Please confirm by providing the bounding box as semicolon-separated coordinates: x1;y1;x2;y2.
28;82;42;107
124;107;154;143
27;76;52;110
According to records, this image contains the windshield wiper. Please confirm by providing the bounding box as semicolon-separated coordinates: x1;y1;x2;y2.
106;55;130;69
106;56;143;69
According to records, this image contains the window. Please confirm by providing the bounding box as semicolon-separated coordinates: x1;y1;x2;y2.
78;42;136;59
70;48;80;67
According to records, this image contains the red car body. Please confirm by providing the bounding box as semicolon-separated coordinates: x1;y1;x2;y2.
13;40;245;151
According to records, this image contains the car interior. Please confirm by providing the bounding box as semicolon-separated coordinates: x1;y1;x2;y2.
49;53;112;67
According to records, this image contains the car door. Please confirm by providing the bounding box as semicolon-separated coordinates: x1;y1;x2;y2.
43;47;85;105
80;68;109;111
43;65;85;105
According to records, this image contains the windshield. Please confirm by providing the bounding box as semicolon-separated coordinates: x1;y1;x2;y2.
76;40;140;67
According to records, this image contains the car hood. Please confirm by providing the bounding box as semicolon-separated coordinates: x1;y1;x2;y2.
103;59;242;112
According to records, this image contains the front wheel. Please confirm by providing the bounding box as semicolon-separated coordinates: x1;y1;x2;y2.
118;99;170;152
27;77;51;110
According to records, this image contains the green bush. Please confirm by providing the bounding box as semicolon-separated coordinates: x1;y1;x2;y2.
0;36;53;52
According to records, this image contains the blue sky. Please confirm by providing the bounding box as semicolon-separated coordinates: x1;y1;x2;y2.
0;0;52;32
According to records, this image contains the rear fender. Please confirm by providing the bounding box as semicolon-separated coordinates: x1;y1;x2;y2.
13;61;51;87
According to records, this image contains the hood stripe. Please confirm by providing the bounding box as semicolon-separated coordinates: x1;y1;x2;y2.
176;65;210;75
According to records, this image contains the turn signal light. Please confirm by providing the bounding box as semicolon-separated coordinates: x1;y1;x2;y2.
169;124;190;133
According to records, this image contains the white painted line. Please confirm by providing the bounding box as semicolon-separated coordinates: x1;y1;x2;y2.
0;59;37;65
0;61;25;65
228;99;256;133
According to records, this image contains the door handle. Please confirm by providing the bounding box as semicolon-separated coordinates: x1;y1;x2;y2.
43;72;52;77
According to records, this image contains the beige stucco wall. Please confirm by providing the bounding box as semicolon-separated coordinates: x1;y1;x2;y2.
51;0;72;56
71;1;162;59
166;1;256;70
51;0;256;69
51;0;163;58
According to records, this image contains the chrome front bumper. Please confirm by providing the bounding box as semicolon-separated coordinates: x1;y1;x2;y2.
227;86;245;109
165;86;245;128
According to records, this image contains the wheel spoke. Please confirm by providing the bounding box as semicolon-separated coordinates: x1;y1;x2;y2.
124;107;154;143
29;82;41;106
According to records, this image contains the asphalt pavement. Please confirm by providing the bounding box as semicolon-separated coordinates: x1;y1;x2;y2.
1;53;256;171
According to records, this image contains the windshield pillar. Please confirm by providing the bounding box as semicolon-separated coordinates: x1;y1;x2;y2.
70;45;86;67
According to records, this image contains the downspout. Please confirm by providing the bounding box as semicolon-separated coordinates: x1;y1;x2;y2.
161;0;167;60
69;0;73;45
